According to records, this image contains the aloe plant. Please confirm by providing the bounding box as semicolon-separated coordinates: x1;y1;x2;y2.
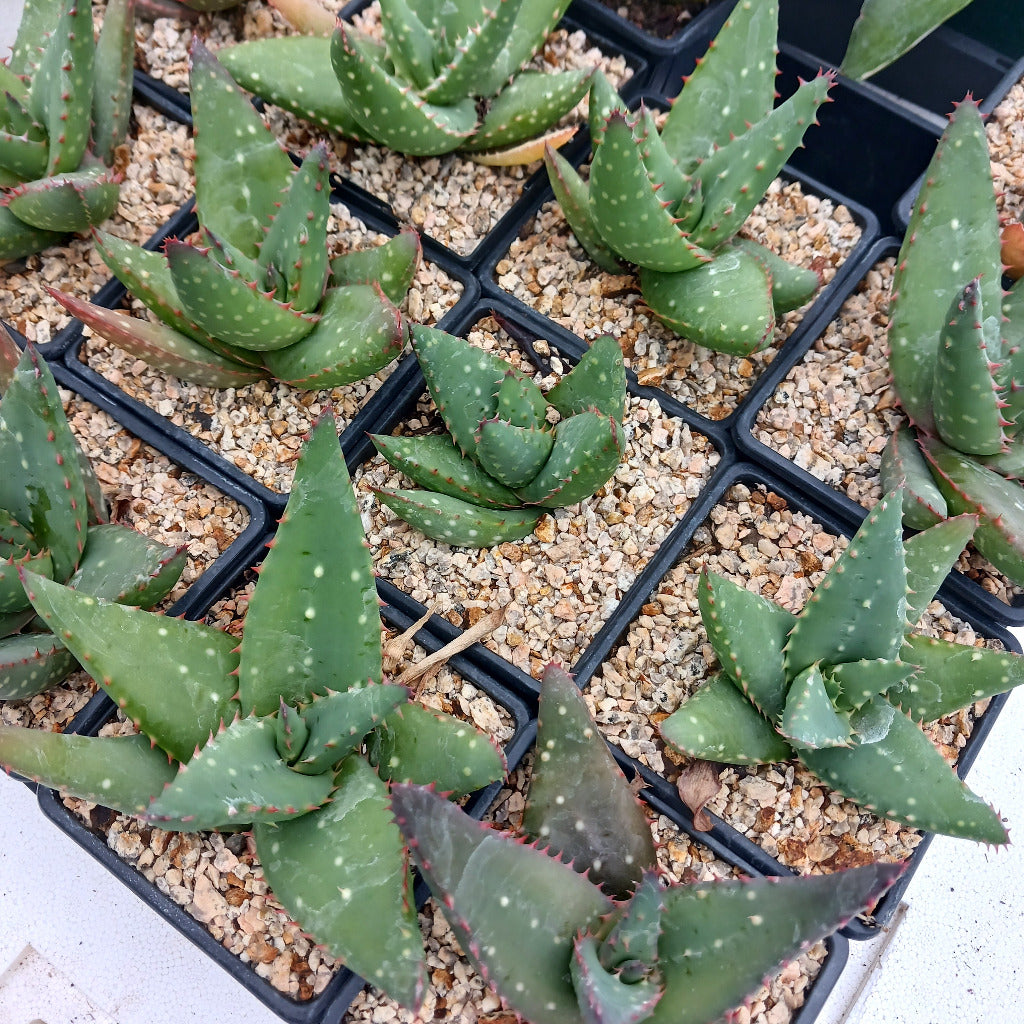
661;489;1024;844
0;412;505;1004
0;0;136;260
841;0;975;80
371;327;626;547
543;0;833;356
0;328;185;700
391;662;903;1024
51;39;418;391
877;98;1024;588
216;0;590;162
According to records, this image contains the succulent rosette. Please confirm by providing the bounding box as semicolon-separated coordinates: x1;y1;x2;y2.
52;40;419;391
372;327;626;547
217;0;591;162
0;0;135;260
0;413;505;1005
878;98;1024;589
391;663;903;1024
0;328;185;700
661;490;1024;844
544;0;833;355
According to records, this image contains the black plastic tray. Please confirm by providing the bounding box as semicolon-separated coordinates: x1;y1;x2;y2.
13;7;1024;1024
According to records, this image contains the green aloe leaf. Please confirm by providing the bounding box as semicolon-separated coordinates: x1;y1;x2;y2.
697;569;793;721
22;571;240;762
571;931;663;1024
144;716;335;830
841;0;973;80
376;488;541;546
256;756;427;1009
0;630;75;700
476;419;554;489
189;38;295;257
91;0;135;165
0;727;177;814
802;695;1007;843
785;493;908;675
370;433;521;509
4;166;120;233
878;426;946;530
903;513;978;625
639;248;775;355
660;671;794;765
367;702;506;797
780;663;854;750
522;663;657;900
545;335;626;422
239;415;382;716
392;782;614;1024
589;110;711;273
330;228;421;306
895;632;1024;724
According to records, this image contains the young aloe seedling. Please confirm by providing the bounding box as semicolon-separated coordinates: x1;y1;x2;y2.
877;98;1024;589
0;327;185;700
217;0;590;162
544;0;832;355
371;326;626;546
661;490;1024;843
51;39;419;391
0;0;135;260
0;413;506;1005
391;662;903;1024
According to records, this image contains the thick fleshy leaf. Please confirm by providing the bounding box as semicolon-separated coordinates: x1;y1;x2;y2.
514;411;622;508
189;38;295;256
932;279;1004;455
689;73;833;251
647;862;904;1024
543;144;624;273
0;630;75;700
829;658;916;712
780;663;854;749
370;433;520;509
256;756;427;1009
545;335;626;422
0;346;87;581
697;569;793;721
476;418;554;489
412;325;505;455
785;493;908;675
261;283;404;389
841;0;972;80
894;632;1024;724
903;513;978;625
376;488;541;547
144;716;335;830
589;110;711;273
0;204;66;260
571;931;663;1024
522;663;657;899
0;548;52;614
465;69;590;153
878;426;946;530
166;241;318;351
922;437;1024;587
50;289;268;388
392;782;613;1024
329;228;421;306
0;727;177;813
889;100;1001;431
730;237;823;314
659;0;779;169
67;523;185;608
640;248;775;355
366;702;506;796
239;415;382;716
329;24;477;156
291;683;408;775
4;166;120;235
91;0;135;165
802;695;1007;843
23;571;240;762
660;671;794;766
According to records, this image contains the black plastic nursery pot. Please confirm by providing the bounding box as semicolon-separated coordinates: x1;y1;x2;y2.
565;455;1020;942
